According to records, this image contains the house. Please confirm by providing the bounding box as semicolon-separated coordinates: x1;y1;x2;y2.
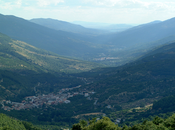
103;114;106;117
115;118;121;124
91;92;96;94
3;106;11;111
64;100;70;104
106;105;111;109
96;118;100;121
87;97;91;100
73;92;79;96
68;95;73;98
66;88;70;91
84;93;89;97
6;100;11;104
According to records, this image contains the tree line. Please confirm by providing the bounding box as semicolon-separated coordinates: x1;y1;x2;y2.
72;113;175;130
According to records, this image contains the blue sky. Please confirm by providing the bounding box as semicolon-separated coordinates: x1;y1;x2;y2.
0;0;175;24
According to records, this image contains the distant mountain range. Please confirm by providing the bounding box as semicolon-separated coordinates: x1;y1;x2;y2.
1;13;175;128
0;14;103;59
30;18;108;35
1;13;175;67
105;18;175;49
72;21;134;32
0;33;101;73
99;24;134;32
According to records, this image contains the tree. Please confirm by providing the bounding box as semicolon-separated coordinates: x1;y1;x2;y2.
72;124;82;130
80;120;88;127
153;116;164;125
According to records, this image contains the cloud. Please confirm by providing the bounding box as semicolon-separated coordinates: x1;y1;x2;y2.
37;0;64;7
82;0;175;10
1;0;175;24
82;0;119;6
0;0;22;9
16;0;22;7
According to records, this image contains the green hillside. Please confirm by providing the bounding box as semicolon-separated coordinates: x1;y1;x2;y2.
2;14;175;67
1;41;174;129
0;33;103;102
1;18;175;129
0;113;41;130
106;17;175;49
72;113;175;130
0;33;102;73
75;41;175;110
0;13;103;59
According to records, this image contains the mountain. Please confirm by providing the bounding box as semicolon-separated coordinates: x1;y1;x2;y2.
0;33;101;73
144;20;162;25
0;14;104;59
2;14;175;67
1;26;175;128
72;21;134;32
75;41;175;110
1;14;175;128
0;113;41;130
0;32;103;102
2;40;175;128
72;21;112;28
99;24;134;32
105;17;175;49
0;14;139;66
30;18;108;35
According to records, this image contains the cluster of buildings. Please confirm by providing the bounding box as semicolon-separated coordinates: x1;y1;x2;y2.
93;57;119;61
1;85;96;111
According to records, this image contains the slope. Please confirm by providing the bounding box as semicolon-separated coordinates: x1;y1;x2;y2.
30;18;107;35
1;38;175;128
76;41;175;110
0;14;102;59
0;33;101;73
105;17;175;49
0;33;102;101
0;113;41;130
2;14;175;67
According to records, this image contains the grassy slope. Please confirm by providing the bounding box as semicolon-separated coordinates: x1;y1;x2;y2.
0;33;102;101
0;33;102;73
0;113;41;130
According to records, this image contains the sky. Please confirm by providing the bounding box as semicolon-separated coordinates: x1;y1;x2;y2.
0;0;175;24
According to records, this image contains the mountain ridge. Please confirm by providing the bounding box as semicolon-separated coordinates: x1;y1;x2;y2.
106;17;175;49
0;32;101;73
1;13;175;67
0;13;100;59
1;14;175;128
30;18;108;35
75;41;175;110
0;32;103;102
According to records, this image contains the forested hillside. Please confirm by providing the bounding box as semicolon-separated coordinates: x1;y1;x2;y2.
106;17;175;49
1;39;175;129
0;14;102;59
0;32;101;73
1;13;175;130
1;14;175;66
72;113;175;130
0;32;103;102
0;113;41;130
74;41;175;110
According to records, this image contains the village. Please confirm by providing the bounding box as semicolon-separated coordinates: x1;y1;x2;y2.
1;85;96;111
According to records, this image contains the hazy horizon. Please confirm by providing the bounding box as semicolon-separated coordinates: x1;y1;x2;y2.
0;0;175;24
